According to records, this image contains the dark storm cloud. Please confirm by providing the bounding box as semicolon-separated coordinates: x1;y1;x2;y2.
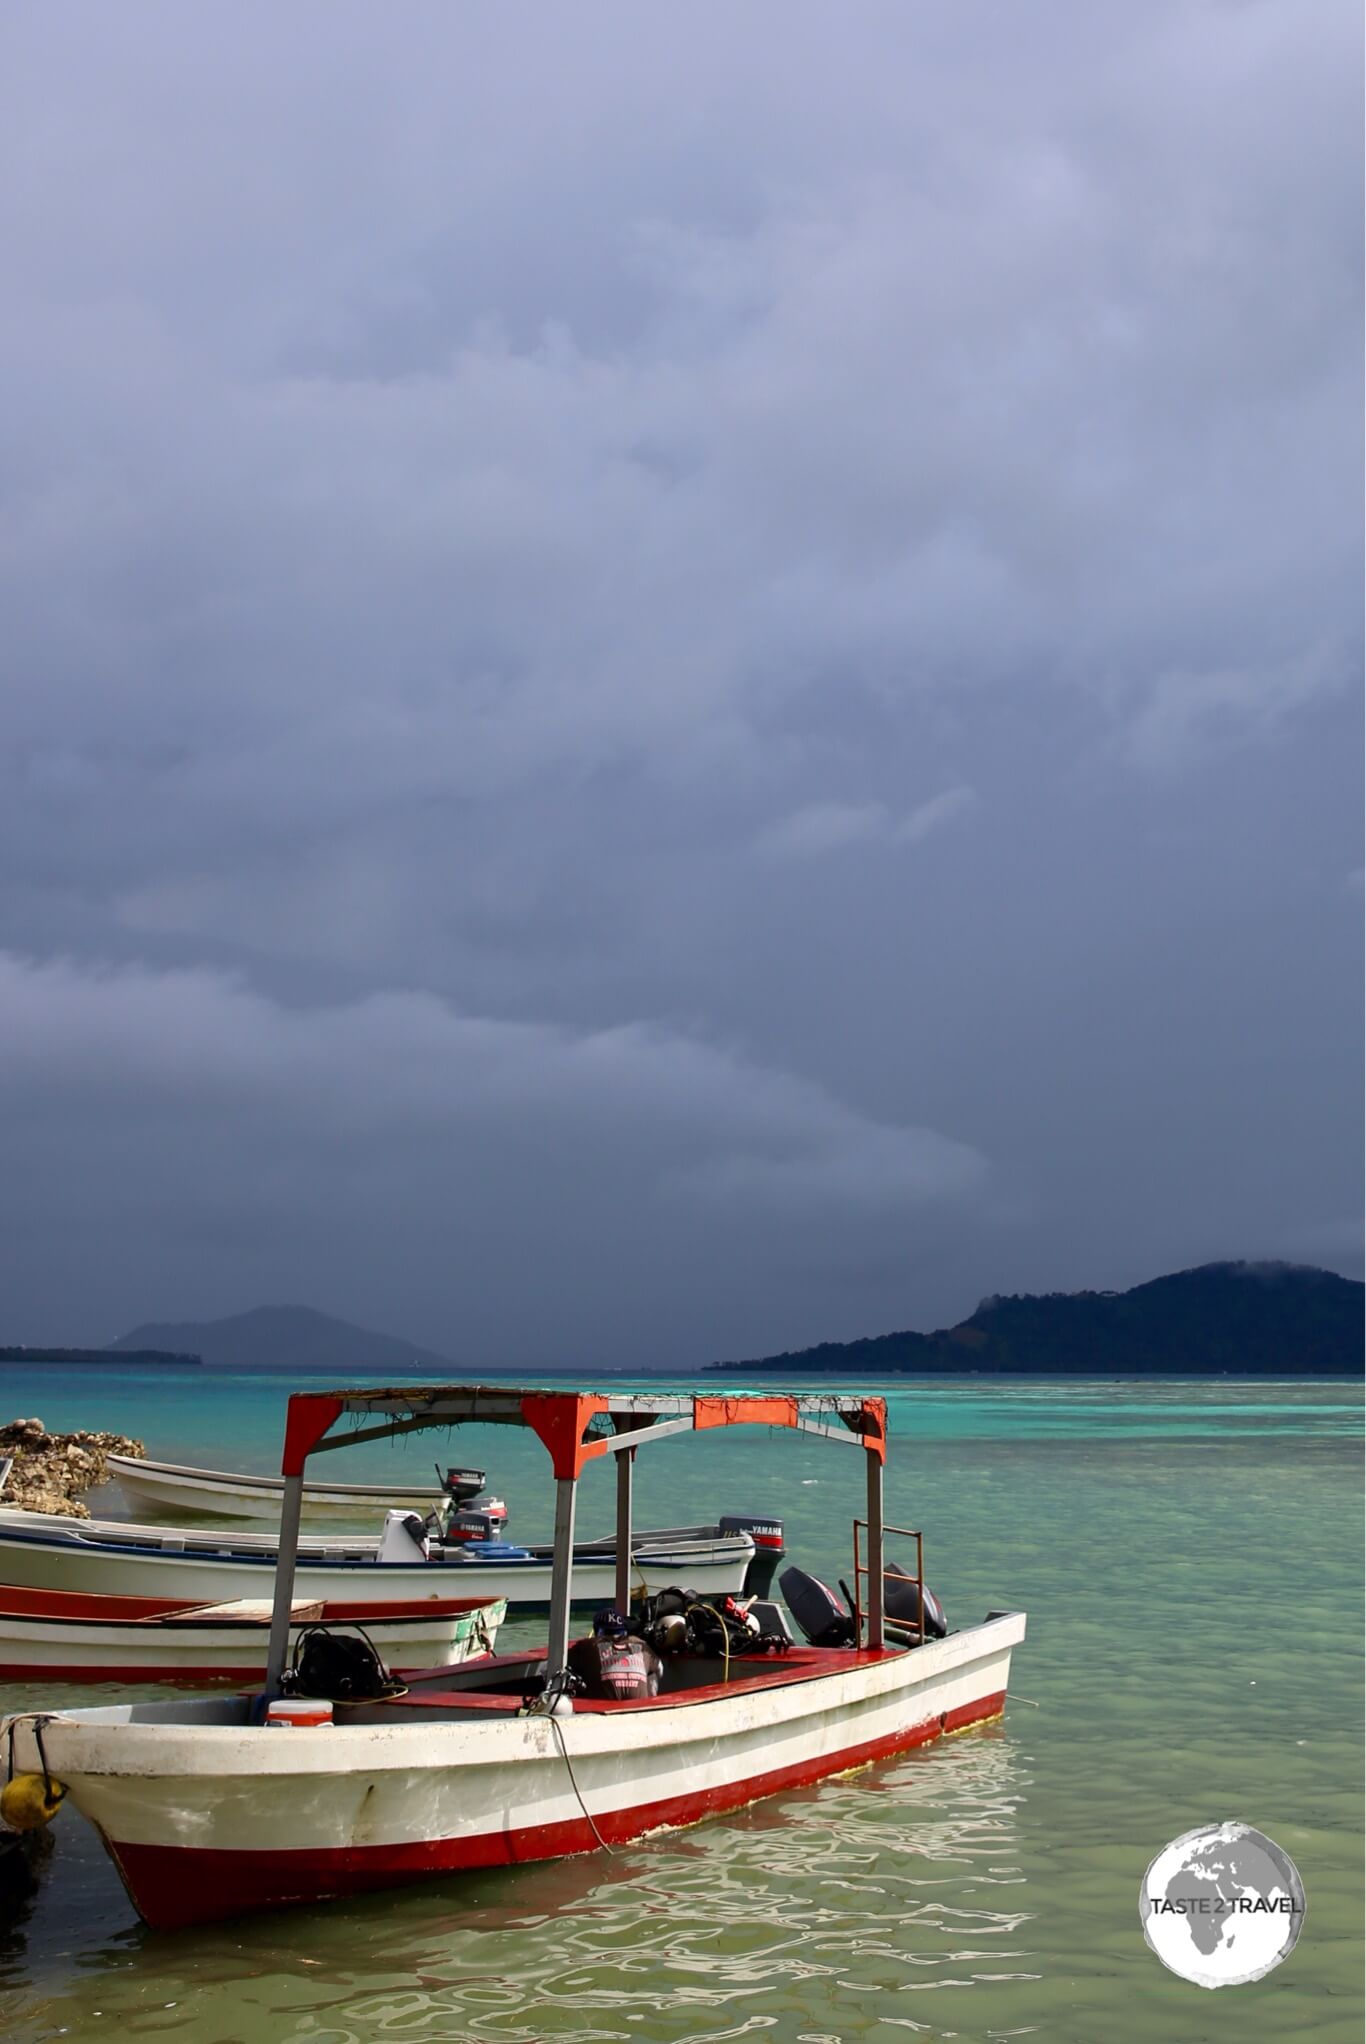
0;2;1359;1361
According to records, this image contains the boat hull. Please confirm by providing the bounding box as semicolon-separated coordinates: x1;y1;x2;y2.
0;1588;504;1683
107;1456;445;1526
0;1520;756;1610
5;1613;1024;1928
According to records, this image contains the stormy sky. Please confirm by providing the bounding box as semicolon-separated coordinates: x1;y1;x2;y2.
2;2;1360;1368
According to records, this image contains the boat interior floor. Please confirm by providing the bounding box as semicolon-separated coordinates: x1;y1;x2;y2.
338;1643;913;1723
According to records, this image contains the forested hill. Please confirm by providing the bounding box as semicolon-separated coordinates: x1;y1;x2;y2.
708;1263;1364;1376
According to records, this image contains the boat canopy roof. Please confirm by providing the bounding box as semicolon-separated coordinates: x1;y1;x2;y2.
281;1386;887;1480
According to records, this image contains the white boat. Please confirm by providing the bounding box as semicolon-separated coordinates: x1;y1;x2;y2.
106;1454;460;1526
0;1508;759;1610
2;1385;1026;1931
105;1454;517;1532
0;1584;505;1685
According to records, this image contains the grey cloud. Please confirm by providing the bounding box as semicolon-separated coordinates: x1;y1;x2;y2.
757;787;976;860
0;952;991;1363
0;1;1358;1357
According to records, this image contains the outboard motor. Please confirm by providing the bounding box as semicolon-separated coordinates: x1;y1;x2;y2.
721;1514;785;1599
432;1467;509;1550
441;1468;488;1508
778;1566;857;1648
884;1560;948;1640
378;1509;430;1563
442;1509;499;1545
438;1467;509;1533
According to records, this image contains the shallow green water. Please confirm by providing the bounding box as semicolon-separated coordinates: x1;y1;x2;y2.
0;1373;1361;2043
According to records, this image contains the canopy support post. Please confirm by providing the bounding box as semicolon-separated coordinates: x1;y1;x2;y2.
864;1449;884;1650
614;1447;635;1616
545;1475;578;1679
264;1473;305;1698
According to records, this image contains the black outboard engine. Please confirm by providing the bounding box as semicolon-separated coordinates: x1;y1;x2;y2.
721;1513;785;1599
778;1566;858;1648
442;1468;489;1508
434;1467;509;1546
884;1560;948;1640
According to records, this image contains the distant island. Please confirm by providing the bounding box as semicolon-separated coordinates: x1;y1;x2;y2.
708;1263;1364;1377
107;1304;455;1375
0;1346;201;1367
10;1265;1361;1381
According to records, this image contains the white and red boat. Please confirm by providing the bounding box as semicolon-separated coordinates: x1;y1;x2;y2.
2;1384;1026;1930
0;1510;763;1610
0;1584;505;1685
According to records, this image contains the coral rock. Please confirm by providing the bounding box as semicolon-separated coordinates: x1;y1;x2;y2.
0;1422;145;1517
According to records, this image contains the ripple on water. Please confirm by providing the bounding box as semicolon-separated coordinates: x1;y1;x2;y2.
0;1733;1039;2044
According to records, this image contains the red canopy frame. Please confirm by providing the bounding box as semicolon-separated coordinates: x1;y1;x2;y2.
265;1386;888;1695
279;1386;886;1479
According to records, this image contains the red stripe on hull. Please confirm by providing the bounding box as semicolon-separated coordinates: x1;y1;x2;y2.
107;1689;1006;1929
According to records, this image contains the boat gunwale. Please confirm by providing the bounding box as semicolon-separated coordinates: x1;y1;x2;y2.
0;1521;756;1567
0;1605;503;1636
0;1585;504;1622
7;1613;1026;1767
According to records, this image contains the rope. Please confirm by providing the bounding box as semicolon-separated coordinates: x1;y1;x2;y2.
4;1713;63;1805
523;1671;615;1856
548;1712;615;1856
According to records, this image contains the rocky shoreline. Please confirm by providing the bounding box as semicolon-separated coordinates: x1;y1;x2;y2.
0;1417;145;1518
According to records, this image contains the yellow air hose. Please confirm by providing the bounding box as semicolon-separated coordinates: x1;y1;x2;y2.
688;1603;732;1685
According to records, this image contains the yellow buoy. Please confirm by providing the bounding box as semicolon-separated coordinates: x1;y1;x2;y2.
1;1771;67;1831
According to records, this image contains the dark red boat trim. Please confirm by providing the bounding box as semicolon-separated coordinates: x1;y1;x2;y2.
378;1643;901;1716
106;1689;1006;1929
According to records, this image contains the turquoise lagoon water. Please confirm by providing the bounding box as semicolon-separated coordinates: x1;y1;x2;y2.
0;1368;1361;2044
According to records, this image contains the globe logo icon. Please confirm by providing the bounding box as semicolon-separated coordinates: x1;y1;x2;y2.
1140;1822;1306;1988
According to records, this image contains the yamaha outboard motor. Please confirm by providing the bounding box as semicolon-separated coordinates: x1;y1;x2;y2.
442;1468;488;1508
439;1468;507;1516
721;1514;785;1598
778;1566;857;1648
884;1559;948;1640
435;1467;509;1546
